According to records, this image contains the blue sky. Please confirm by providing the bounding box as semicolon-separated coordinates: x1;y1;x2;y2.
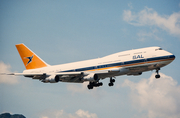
0;0;180;118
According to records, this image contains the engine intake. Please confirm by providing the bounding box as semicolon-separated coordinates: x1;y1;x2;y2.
83;73;98;82
42;75;60;83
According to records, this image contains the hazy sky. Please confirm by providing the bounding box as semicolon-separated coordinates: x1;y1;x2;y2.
0;0;180;118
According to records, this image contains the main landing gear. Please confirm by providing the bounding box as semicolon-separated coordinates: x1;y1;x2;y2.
155;68;161;79
87;82;103;90
109;77;115;87
87;77;116;89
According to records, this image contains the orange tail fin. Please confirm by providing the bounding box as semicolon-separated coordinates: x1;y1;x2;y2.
15;43;49;70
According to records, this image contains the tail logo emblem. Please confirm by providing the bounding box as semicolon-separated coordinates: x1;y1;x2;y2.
25;55;34;66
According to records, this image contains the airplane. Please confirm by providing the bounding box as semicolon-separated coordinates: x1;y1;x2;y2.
7;44;175;89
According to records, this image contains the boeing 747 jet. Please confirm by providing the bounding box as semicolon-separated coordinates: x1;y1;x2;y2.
7;44;175;89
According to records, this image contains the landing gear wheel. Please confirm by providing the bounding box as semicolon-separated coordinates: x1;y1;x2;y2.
110;79;115;83
98;82;103;86
87;85;93;89
155;68;161;79
109;77;115;87
155;74;160;79
87;81;103;89
108;82;114;86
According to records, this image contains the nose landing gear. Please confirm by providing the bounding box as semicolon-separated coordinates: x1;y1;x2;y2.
155;68;160;79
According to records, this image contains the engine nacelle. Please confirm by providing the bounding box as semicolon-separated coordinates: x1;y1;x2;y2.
41;75;60;83
83;73;98;82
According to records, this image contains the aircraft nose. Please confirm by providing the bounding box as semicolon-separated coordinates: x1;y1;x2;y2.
169;54;175;61
171;55;175;60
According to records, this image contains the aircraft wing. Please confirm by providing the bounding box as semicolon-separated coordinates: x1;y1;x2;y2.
3;72;84;83
3;69;119;83
11;71;106;76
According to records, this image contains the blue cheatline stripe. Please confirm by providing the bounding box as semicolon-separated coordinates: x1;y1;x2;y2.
61;55;175;73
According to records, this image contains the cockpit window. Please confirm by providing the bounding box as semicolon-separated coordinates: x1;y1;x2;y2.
155;48;163;51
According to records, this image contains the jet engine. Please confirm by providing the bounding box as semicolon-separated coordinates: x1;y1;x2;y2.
41;75;60;83
83;73;98;82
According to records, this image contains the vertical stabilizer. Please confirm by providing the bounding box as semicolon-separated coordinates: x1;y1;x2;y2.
15;44;49;70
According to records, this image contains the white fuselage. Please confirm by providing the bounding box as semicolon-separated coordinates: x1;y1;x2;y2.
23;46;175;82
